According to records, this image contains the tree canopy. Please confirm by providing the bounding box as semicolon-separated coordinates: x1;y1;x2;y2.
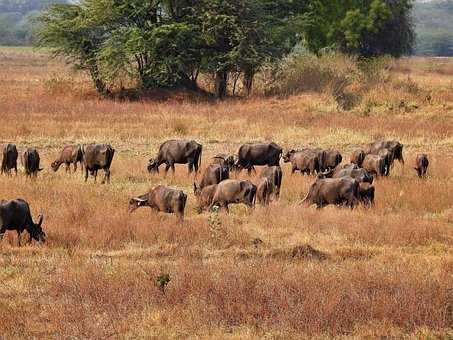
36;0;415;97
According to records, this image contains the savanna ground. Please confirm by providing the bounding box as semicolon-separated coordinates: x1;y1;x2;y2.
0;46;452;339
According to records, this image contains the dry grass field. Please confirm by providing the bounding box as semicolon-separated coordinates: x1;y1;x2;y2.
0;46;452;339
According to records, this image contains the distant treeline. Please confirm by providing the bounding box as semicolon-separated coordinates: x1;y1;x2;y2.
414;0;453;56
0;0;66;45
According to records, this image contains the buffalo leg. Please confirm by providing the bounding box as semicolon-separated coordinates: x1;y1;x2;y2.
164;163;171;178
0;228;5;241
65;163;70;172
17;231;21;247
187;163;193;176
171;164;176;176
73;163;77;173
84;167;89;182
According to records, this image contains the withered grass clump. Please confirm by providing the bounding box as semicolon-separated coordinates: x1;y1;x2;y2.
0;47;452;338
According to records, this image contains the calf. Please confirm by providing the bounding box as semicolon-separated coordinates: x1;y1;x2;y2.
22;148;43;178
209;179;257;213
414;154;429;178
197;163;229;190
193;183;218;212
1;143;18;175
350;149;365;167
256;177;273;206
0;199;46;246
129;185;187;222
51;144;83;173
362;154;386;177
259;165;283;199
358;183;375;207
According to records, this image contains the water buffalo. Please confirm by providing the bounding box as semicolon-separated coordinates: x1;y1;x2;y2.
321;150;342;171
147;139;202;177
414;154;429;178
235;142;282;175
283;150;319;175
0;199;46;246
358;183;375;207
367;140;404;165
350;149;365;167
82;144;115;184
362;154;386;177
209;179;257;213
1;143;18;175
193;183;218;212
211;153;235;171
259;165;283;199
256;177;273;206
378;148;394;176
319;164;373;184
197;163;229;190
129;185;187;222
301;177;359;209
51;144;83;173
22;148;43;178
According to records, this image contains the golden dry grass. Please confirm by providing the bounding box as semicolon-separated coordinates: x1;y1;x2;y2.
0;48;452;339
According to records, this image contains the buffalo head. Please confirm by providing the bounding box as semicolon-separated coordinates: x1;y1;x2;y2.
147;158;159;173
50;161;61;172
128;197;147;213
282;150;296;163
30;213;46;243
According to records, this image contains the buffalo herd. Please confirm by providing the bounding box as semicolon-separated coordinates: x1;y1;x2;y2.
0;138;429;245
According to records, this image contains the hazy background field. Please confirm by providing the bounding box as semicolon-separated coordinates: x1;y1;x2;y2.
0;48;452;338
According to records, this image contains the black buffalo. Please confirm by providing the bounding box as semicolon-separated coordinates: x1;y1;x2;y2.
82;144;115;184
148;139;202;177
0;199;46;246
301;177;359;209
22;148;43;178
1;143;18;175
235;142;282;175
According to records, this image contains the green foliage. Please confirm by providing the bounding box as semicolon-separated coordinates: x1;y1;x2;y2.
37;0;306;97
302;0;414;57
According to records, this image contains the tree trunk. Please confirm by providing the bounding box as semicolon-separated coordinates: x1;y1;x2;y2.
89;64;111;97
243;69;254;97
215;70;228;99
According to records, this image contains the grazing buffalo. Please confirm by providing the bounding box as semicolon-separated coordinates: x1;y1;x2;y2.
301;177;359;209
211;153;235;171
197;164;229;190
51;144;83;173
283;150;320;175
259;165;283;199
414;154;429;178
378;148;394;176
147;140;202;177
82;144;115;184
320;164;373;184
367;140;404;165
1;143;18;175
0;199;46;246
350;149;365;167
321;150;342;171
236;142;282;175
209;179;257;213
358;183;375;207
22;148;43;178
129;185;187;222
194;184;218;212
256;177;273;206
362;154;386;177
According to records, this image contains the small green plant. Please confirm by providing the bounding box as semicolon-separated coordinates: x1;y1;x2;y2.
156;273;171;294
